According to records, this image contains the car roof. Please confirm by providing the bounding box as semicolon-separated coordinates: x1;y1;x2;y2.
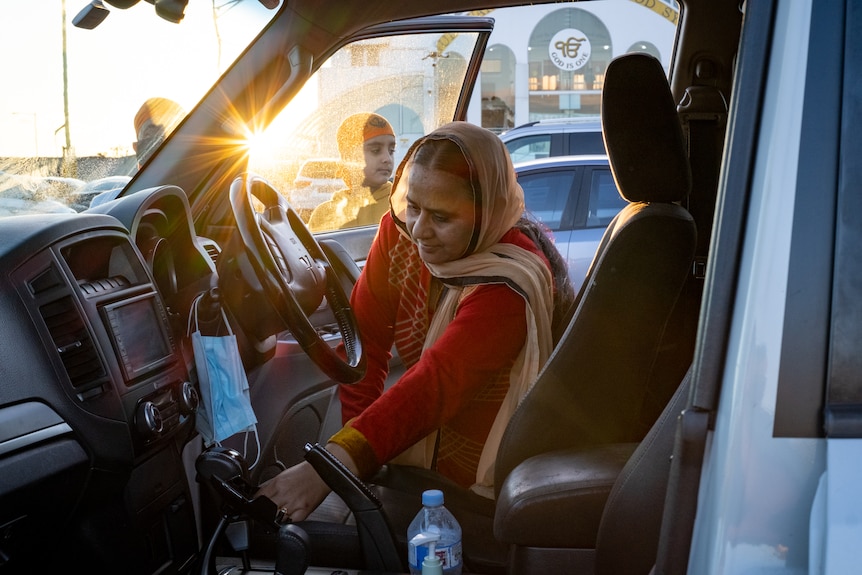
501;117;602;139
514;154;609;171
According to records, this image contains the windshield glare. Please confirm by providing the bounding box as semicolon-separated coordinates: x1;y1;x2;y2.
0;0;277;216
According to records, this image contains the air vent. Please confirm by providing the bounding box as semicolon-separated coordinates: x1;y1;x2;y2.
28;265;64;296
79;276;130;296
40;295;108;398
202;242;220;266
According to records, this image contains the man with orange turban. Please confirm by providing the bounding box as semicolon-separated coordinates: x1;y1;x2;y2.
133;97;185;168
308;112;396;231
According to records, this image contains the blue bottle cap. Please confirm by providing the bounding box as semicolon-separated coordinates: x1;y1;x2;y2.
422;489;444;506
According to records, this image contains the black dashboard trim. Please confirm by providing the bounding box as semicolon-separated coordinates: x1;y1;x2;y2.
0;402;71;456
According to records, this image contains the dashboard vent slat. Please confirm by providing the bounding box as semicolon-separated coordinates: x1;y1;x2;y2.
40;295;107;395
203;242;220;266
79;276;130;296
28;265;64;295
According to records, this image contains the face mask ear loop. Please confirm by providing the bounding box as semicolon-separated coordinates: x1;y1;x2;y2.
245;426;261;470
219;306;233;336
226;304;256;468
187;292;204;336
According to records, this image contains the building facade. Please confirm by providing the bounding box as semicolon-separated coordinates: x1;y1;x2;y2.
463;1;679;132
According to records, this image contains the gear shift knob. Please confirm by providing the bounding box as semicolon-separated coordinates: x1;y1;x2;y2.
275;524;311;575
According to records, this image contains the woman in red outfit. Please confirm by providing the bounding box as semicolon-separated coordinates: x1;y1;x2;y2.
257;121;571;519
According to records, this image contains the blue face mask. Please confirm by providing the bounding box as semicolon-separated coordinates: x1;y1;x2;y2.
188;294;258;452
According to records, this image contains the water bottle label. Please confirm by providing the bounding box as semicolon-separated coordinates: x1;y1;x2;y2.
408;541;462;571
408;541;425;568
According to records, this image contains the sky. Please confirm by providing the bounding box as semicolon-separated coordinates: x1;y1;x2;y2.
0;0;273;158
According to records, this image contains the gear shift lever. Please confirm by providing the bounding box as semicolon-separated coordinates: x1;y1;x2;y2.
275;524;311;575
196;446;311;575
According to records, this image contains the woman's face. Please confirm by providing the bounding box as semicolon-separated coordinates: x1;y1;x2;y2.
405;163;475;264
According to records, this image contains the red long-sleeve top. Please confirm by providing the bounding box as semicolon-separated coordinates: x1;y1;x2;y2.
329;213;548;487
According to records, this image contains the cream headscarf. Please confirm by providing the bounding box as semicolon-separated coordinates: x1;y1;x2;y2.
389;122;555;497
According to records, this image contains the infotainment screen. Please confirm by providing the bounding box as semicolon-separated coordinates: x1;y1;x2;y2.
102;293;175;382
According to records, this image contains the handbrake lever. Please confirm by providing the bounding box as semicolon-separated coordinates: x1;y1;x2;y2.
303;442;403;572
304;442;383;513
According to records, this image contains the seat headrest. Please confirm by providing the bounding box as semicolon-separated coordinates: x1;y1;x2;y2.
601;53;691;204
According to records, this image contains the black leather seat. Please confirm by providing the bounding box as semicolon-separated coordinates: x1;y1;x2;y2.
290;52;697;574
498;367;693;574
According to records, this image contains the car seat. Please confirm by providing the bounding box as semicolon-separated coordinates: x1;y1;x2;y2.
497;367;693;574
494;50;695;492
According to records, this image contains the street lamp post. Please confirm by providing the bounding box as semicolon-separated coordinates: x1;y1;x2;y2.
61;0;76;176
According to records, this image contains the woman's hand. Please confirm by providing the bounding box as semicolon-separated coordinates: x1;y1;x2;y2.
254;442;359;522
255;460;330;522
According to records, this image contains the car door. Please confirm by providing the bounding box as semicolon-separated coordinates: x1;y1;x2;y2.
519;160;623;290
676;1;862;572
519;162;582;275
568;163;624;286
240;16;495;482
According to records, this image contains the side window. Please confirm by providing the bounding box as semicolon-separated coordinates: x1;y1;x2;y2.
519;168;578;231
247;30;483;233
290;159;345;221
568;131;607;155
585;168;625;227
505;135;553;163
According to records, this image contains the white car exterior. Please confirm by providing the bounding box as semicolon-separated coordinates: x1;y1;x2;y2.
686;1;861;573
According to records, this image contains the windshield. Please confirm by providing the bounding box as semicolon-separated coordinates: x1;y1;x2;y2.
0;0;279;217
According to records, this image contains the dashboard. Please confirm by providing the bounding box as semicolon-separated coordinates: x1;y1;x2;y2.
0;185;217;570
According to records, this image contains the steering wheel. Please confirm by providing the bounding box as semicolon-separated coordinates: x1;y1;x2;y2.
228;172;365;384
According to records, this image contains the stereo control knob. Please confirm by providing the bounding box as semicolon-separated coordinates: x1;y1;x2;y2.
179;381;199;415
136;401;164;437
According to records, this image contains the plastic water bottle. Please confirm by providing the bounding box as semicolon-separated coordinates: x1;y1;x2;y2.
407;489;462;575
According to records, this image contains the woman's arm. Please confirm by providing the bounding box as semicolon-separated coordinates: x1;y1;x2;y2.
341;282;528;473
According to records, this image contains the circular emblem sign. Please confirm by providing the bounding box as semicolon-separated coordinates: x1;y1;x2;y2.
548;28;592;71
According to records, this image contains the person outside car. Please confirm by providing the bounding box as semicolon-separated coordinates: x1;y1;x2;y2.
307;112;397;231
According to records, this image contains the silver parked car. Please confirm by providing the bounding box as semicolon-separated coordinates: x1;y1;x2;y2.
500;117;604;163
517;154;625;290
71;176;132;211
289;158;346;220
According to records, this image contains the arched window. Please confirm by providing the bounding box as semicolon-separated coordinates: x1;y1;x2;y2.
528;8;612;120
480;44;516;133
627;41;662;62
